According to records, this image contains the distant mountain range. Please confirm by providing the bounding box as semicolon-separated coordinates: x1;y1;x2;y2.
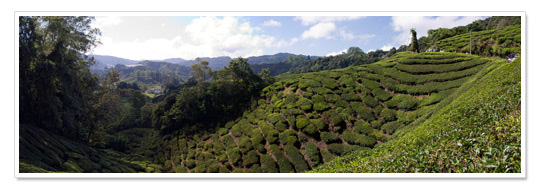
89;53;318;71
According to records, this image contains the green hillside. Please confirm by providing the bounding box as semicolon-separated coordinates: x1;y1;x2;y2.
313;57;521;173
133;51;511;173
19;125;151;173
432;25;520;57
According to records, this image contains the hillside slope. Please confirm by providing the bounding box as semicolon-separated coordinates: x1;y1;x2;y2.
312;57;521;173
137;52;505;173
19;125;156;173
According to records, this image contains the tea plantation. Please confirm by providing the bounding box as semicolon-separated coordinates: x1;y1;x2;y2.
312;57;521;173
136;51;508;173
432;25;520;57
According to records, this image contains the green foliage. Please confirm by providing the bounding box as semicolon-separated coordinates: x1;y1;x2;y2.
259;121;278;144
284;145;310;172
313;55;521;173
222;134;236;149
320;132;339;143
313;102;330;112
296;97;312;111
327;144;350;156
227;147;242;166
305;143;321;167
350;102;375;121
260;155;279;173
270;145;294;173
266;113;283;125
295;116;310;129
380;108;397;122
279;129;297;145
381;121;402;135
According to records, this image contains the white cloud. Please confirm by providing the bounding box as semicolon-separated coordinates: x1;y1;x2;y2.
92;16;122;28
381;44;395;51
390;16;486;45
326;48;348;56
93;16;296;60
367;49;375;53
338;29;375;44
263;19;281;27
295;16;366;25
301;22;336;40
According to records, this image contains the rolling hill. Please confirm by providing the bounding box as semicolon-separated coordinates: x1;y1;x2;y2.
130;51;518;173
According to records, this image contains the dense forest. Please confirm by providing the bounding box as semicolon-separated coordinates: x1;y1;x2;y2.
18;16;521;173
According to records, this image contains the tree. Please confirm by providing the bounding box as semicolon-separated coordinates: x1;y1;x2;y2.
190;58;212;83
19;16;100;140
409;28;419;53
258;68;275;85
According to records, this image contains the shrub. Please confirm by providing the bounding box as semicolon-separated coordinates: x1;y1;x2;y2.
305;143;321;167
381;121;402;135
266;113;282;125
320;132;339;143
284;94;298;105
259;121;278;144
320;149;334;163
341;130;360;145
217;128;228;136
310;118;327;131
341;92;360;101
217;154;228;163
297;133;308;142
260;155;278;173
351;102;375;121
356;134;376;147
231;124;242;137
296;98;312;111
279;129;297;145
372;88;392;101
222;134;236;149
362;95;379;108
354;120;373;135
287;116;296;128
325;94;340;103
313;102;330;112
296;116;310;129
270;145;294;173
250;128;264;144
242;150;259;167
224;121;235;129
370;119;382;129
227;147;242;166
238;136;253;153
284;145;310;172
322;78;339;90
380;108;397;122
302;124;318;136
275;121;288;132
335;100;348;108
327;143;350;155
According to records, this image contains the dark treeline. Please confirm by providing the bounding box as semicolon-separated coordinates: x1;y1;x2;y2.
251;46;409;76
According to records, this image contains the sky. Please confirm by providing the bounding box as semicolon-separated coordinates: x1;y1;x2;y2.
90;16;487;60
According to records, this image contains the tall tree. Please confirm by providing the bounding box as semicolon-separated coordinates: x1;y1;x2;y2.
409;28;419;53
190;58;212;83
19;16;100;140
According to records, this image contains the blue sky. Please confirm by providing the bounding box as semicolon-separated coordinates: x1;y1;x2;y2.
91;16;487;60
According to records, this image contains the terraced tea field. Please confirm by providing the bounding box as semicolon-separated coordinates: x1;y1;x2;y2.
139;52;498;173
432;25;520;56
